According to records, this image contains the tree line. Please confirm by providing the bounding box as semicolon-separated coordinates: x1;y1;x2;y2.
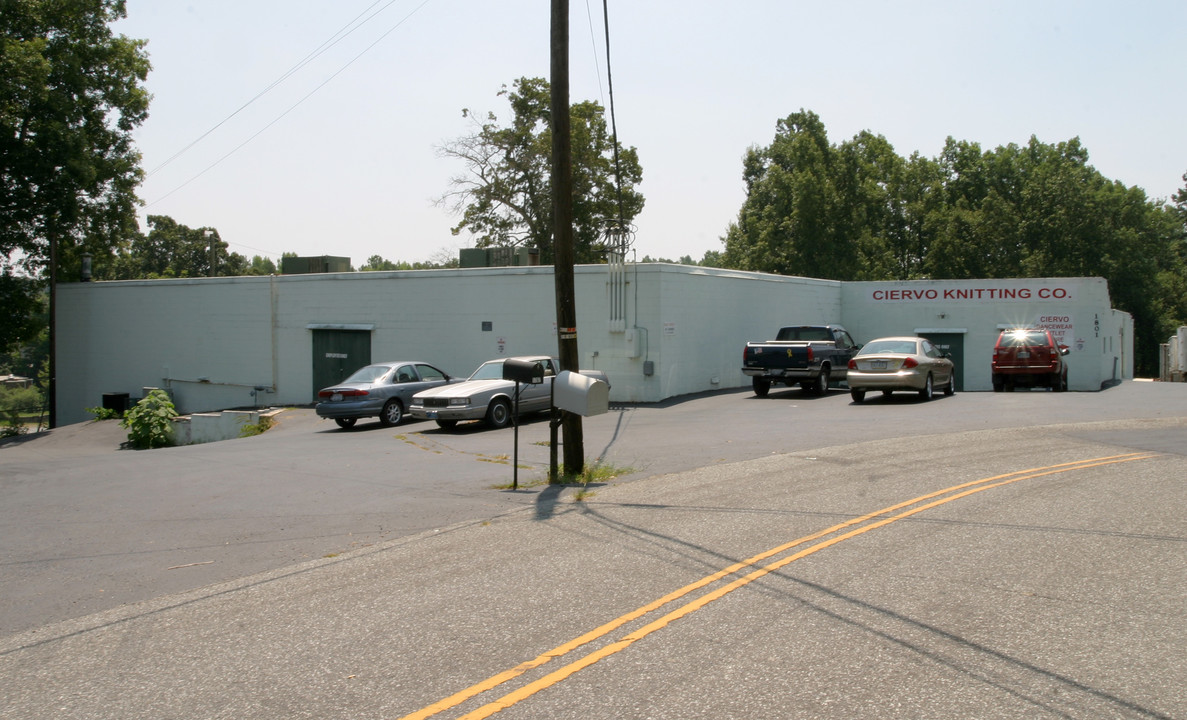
719;110;1187;375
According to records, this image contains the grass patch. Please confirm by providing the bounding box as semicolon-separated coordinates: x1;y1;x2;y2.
554;461;632;485
490;475;547;490
239;415;275;438
490;462;633;493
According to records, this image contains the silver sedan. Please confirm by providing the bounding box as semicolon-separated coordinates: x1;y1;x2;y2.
316;362;456;429
847;336;955;402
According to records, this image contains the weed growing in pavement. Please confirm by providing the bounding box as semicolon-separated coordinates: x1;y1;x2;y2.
554;462;632;486
239;415;275;438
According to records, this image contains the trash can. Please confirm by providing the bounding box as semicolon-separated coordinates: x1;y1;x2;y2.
101;392;130;416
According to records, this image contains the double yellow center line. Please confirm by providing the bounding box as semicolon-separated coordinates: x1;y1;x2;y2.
401;452;1157;720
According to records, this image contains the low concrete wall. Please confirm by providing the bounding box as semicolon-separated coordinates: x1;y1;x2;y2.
172;409;279;445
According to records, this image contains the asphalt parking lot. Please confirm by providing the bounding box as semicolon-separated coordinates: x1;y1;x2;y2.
2;381;1186;718
2;380;1185;638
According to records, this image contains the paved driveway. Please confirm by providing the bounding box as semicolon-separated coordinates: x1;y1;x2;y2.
2;385;1185;719
2;380;1186;636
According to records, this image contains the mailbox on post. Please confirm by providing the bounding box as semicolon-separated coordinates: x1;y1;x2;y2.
553;370;610;417
501;357;544;492
502;358;544;384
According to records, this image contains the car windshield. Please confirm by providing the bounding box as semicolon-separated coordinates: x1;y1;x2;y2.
1000;331;1047;346
342;365;390;384
860;340;919;355
469;361;507;381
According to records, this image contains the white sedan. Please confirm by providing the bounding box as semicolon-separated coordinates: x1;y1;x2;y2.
410;356;558;430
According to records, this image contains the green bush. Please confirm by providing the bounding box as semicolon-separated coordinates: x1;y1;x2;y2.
121;389;177;449
85;406;122;421
1;386;43;437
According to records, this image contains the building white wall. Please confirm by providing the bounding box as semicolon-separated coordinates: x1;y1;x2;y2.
841;277;1128;391
58;277;276;421
55;267;1126;426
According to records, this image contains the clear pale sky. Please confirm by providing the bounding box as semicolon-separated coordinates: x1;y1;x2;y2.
113;1;1187;267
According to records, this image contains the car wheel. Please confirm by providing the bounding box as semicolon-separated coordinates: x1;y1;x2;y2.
992;376;1004;392
334;417;357;430
486;398;513;429
850;389;866;403
379;399;404;427
435;419;458;430
810;367;830;395
944;376;955;396
918;373;934;401
1052;370;1067;392
752;377;771;397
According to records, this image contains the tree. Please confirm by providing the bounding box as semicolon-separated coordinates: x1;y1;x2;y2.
1;0;150;283
0;270;43;358
437;77;644;264
718;110;1187;375
360;255;408;271
108;215;247;279
359;253;458;271
248;255;277;275
722;110;872;280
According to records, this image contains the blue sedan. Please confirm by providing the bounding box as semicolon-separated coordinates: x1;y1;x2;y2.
316;362;455;429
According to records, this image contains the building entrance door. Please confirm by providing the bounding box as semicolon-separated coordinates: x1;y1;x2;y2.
917;331;965;392
311;329;372;401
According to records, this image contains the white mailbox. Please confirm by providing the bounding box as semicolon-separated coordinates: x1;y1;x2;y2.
553;370;610;416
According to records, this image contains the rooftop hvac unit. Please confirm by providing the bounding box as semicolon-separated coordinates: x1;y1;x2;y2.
459;247;541;268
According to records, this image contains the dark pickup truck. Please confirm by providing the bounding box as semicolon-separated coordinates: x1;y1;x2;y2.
742;324;860;396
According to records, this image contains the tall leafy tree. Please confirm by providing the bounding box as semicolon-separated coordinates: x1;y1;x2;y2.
724;110;907;280
719;111;1187;375
437;77;644;264
724;110;837;277
109;215;246;279
1;0;149;352
1;0;150;274
0;269;43;353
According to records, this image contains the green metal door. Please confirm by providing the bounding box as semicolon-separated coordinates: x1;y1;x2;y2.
311;330;372;400
918;332;965;392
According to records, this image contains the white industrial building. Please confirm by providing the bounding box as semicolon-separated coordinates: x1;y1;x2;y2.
55;264;1132;426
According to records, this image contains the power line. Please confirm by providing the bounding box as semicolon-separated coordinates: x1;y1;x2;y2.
583;0;607;109
600;0;631;241
146;0;434;204
147;0;398;177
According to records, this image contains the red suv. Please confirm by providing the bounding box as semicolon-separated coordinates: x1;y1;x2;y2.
992;329;1069;392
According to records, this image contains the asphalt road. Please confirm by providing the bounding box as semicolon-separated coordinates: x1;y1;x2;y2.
1;381;1185;718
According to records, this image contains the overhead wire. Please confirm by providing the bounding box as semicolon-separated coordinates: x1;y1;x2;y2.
583;0;607;109
598;0;636;256
146;0;399;178
145;0;435;208
600;0;628;234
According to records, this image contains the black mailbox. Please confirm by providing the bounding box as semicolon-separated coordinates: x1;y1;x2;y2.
502;358;544;384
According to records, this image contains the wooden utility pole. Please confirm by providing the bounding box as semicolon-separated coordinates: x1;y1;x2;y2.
550;0;584;477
